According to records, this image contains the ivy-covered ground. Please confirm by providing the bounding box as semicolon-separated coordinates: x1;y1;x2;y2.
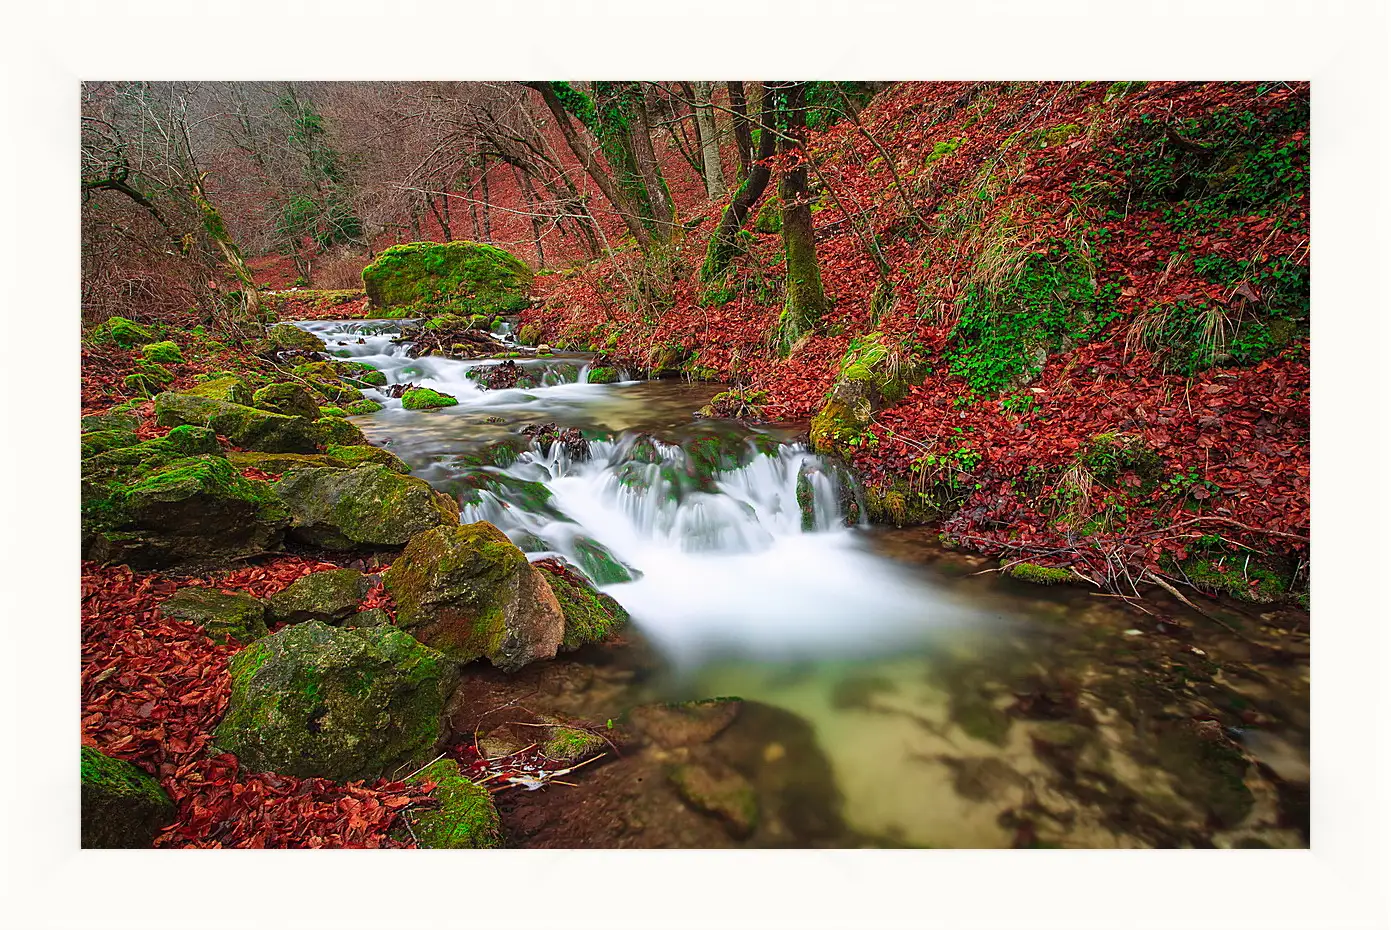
522;80;1309;599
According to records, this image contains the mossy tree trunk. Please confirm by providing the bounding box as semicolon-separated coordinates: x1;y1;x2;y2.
726;80;754;182
776;82;828;353
190;176;262;328
700;82;778;281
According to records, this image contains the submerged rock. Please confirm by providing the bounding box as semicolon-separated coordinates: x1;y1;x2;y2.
213;621;455;782
668;761;759;839
154;392;322;454
160;588;268;645
394;758;501;848
383;522;564;672
629;698;743;749
266;569;371;625
274;464;459;550
80;746;175;848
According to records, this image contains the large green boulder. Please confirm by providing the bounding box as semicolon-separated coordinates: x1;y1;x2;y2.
154;392;322;454
141;340;184;364
394;758;501;849
94;316;154;348
361;241;533;315
534;560;629;652
212;621;455;782
82;429;142;459
401;387;457;411
311;416;368;447
273;464;460;550
325;444;411;474
809;333;925;458
383;523;564;672
266;569;371;625
265;323;326;354
84;454;289;569
252;382;322;421
82;411;142;434
186;374;255;406
159;588;269;645
81;746;176;848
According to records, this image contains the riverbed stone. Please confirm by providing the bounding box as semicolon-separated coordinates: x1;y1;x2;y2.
252;382;322;421
383;522;565;672
160;587;268;645
82;411;142;434
394;758;501;849
311;416;368;447
667;760;759;839
81;746;176;848
629;698;743;749
213;621;455;782
401;387;458;410
274;465;460;550
541;722;608;766
266;569;372;625
154;392;322;454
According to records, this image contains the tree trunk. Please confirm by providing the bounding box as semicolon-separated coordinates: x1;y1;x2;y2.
189;177;262;325
480;159;493;243
700;82;778;280
513;165;547;267
694;82;727;201
630;83;676;242
775;82;828;353
726;81;753;182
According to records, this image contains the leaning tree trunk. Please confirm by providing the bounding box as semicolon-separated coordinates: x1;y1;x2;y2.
630;83;677;244
694;81;728;201
775;82;827;353
700;82;778;280
189;176;262;328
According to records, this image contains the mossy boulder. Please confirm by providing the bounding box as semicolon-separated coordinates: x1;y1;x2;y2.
252;382;322;421
326;444;411;474
266;569;372;625
84;454;290;569
401;387;458;411
809;333;925;458
94;316;154;348
586;366;618;384
82;411;141;434
362;241;533;316
154;392;322;454
667;761;759;839
124;360;175;395
274;464;460;550
186;375;254;406
311;416;368;447
82;429;142;459
534;560;629;652
80;746;175;848
753;195;782;234
517;323;541;345
346;398;384;416
226;451;344;474
347;608;392;628
159;588;268;645
141;340;184;364
394;758;501;849
383;523;564;672
541;723;608;766
212;621;455;782
265;323;326;354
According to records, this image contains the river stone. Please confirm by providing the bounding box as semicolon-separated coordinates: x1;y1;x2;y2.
160;588;268;645
154;392;322;454
266;569;371;625
393;758;501;849
361;240;533;314
533;559;629;652
213;621;455;782
667;761;759;839
266;323;327;354
629;698;743;749
274;465;460;550
252;382;322;421
81;746;176;848
383;523;565;672
541;722;608;766
84;454;290;569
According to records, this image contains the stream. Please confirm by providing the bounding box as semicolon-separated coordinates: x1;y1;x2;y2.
296;318;1311;849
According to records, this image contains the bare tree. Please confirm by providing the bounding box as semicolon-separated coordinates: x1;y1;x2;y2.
693;82;728;201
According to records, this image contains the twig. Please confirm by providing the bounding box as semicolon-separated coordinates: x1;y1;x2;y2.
1142;570;1239;634
396;753;445;783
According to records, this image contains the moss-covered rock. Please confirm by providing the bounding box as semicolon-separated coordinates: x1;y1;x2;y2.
159;588;268;645
395;758;501;849
124;360;176;395
628;698;743;748
82;429;142;459
570;536;634;585
274;464;459;550
585;366;619;385
266;569;371;625
154;392;322;454
346;608;392;628
80;746;175;848
326;444;410;474
534;560;629;652
186;374;255;406
164;425;221;455
213;621;455;782
311;416;368;447
383;523;564;672
667;761;759;839
141;340;184;364
753;194;782;234
82;411;142;434
809;333;926;458
225;451;342;474
362;241;533;316
541;723;608;766
252;382;322;421
305;377;362;406
265;323;327;354
1003;562;1074;586
94;316;154;348
346;398;384;416
401;387;458;411
84;454;290;569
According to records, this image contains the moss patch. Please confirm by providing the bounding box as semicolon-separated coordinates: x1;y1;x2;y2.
401;387;458;411
81;746;175;848
396;758;501;848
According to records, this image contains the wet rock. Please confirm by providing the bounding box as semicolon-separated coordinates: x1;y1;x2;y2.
571;536;635;585
942;756;1030;803
266;569;371;625
668;761;759;839
159;588;268;645
533;558;630;652
251;382;322;421
213;621;455;782
154;392;322;454
629;698;742;749
264;323;327;355
310;416;368;447
383;522;565;672
521;422;589;461
81;746;175;848
401;387;458;410
483;359;522;390
1154;720;1255;829
274;464;460;550
829;673;898;711
324;444;411;474
394;758;501;848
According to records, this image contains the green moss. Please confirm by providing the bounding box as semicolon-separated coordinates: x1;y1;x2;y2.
401;387;458;410
160;588;268;645
517;323;541;345
1003;562;1074;586
186;375;254;406
265;323;326;354
361;241;533;316
81;746;175;848
753;194;782;233
94;316;154;348
809;397;865;458
318;406;347;418
141;340;183;364
82;430;142;459
346;398;384;415
1184;554;1290;604
398;758;501;849
274;464;458;550
326;443;411;474
311;416;367;446
541;725;607;765
586;366;618;384
536;561;629;652
154;392;323;454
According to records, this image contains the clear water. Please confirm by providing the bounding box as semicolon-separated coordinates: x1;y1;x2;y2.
295;319;1311;849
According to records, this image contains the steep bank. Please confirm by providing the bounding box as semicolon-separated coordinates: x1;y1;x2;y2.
520;80;1310;604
